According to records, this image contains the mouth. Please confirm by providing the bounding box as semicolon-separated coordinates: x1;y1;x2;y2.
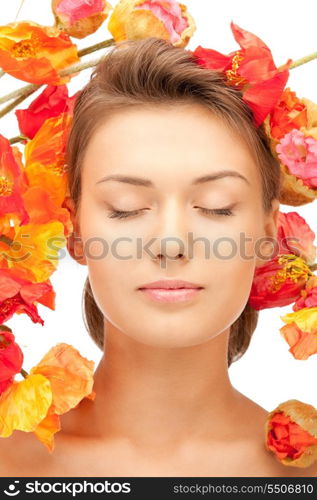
139;286;203;303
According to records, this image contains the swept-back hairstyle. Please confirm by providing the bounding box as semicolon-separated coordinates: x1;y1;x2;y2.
65;37;281;367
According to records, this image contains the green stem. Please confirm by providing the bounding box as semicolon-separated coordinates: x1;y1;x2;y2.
0;53;109;119
290;51;317;70
20;368;28;379
78;38;114;58
0;85;39;119
0;82;38;106
9;134;28;144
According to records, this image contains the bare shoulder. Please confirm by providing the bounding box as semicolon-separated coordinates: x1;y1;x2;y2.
0;431;59;477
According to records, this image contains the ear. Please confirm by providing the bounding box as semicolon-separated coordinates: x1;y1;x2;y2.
255;198;280;267
63;196;87;266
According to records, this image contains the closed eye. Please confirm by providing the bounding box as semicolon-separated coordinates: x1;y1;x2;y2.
194;206;235;217
107;206;235;219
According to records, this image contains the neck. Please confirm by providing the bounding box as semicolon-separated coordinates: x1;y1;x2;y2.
76;321;245;450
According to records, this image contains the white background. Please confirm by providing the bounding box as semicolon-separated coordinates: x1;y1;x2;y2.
0;0;316;411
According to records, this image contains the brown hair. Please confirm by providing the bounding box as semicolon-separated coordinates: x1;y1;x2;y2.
65;37;281;367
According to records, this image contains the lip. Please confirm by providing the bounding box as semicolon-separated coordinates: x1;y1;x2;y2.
138;280;204;303
138;279;203;289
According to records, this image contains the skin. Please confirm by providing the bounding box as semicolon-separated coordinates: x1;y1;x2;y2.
1;103;316;477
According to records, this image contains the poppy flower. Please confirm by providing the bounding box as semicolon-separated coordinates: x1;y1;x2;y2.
15;85;79;140
276;130;317;190
191;22;292;126
52;0;112;39
277;211;316;265
293;276;317;311
22;186;73;238
248;254;312;310
0;343;95;453
24;112;72;207
0;21;79;85
268;88;308;141
0;220;66;283
0;374;53;435
0;268;55;325
279;306;317;359
0;329;24;389
108;0;196;48
0;135;29;225
265;400;317;468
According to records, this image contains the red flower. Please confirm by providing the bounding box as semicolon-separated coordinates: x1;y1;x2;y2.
277;211;316;265
0;329;23;384
248;254;311;310
267;412;317;461
0;269;55;325
15;85;79;140
191;22;292;126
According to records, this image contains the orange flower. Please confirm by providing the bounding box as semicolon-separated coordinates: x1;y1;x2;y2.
24;112;72;207
0;21;79;85
0;135;29;225
279;306;317;359
108;0;195;48
52;0;113;39
22;186;73;238
248;254;312;310
0;343;95;453
265;400;317;468
269;88;308;140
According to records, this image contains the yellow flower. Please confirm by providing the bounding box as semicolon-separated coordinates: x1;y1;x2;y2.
0;221;66;283
0;374;52;437
281;306;317;333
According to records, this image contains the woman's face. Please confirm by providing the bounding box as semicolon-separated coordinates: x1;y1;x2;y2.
73;103;279;348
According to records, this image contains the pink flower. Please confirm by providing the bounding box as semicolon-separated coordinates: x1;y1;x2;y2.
135;0;189;44
276;129;317;189
52;0;112;39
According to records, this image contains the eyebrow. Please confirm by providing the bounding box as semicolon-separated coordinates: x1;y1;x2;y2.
96;170;250;187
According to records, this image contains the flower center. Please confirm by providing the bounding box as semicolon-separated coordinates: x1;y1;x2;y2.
11;33;41;59
225;51;248;87
0;175;13;196
270;254;312;292
49;159;68;176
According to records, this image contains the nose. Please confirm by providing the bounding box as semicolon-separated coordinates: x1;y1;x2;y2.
148;200;189;265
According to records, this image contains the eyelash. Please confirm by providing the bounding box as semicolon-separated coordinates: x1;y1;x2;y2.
107;207;234;219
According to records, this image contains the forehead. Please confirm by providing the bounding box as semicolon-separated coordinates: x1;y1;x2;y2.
81;103;260;189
